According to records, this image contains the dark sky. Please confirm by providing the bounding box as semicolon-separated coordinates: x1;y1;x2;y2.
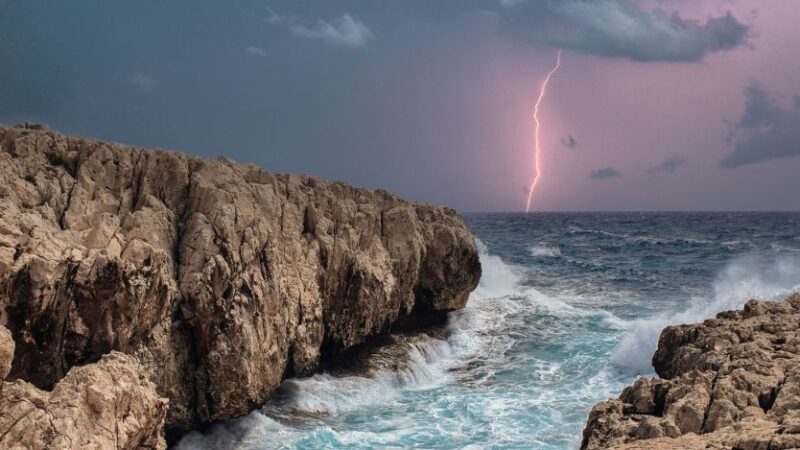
2;0;799;211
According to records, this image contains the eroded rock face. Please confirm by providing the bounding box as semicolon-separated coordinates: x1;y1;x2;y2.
0;328;168;450
0;123;481;438
581;293;800;450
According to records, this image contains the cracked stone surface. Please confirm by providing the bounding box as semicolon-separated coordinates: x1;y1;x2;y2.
0;123;481;441
581;293;800;450
0;336;168;450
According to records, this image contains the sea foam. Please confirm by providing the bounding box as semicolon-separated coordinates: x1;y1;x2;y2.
530;244;562;257
611;254;800;373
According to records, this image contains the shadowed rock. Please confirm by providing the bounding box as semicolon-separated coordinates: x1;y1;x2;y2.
0;326;168;450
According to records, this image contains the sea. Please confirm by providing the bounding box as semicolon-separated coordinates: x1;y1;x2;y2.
177;212;800;450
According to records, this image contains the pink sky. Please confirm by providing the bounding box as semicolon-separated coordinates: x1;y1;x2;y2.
454;0;800;211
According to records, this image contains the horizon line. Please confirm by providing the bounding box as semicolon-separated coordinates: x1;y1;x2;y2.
460;209;800;214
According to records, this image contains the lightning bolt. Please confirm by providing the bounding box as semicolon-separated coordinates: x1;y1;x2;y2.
525;49;562;213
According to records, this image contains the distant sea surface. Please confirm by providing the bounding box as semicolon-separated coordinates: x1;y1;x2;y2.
178;212;800;449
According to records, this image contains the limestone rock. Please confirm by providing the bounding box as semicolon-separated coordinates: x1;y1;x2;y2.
0;338;168;450
581;293;800;449
0;123;481;440
0;325;13;380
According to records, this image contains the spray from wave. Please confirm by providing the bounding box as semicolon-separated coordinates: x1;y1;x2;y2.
177;336;458;450
530;244;562;257
611;254;800;373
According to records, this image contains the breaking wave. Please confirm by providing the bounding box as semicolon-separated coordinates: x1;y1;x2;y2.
611;254;800;373
530;244;562;257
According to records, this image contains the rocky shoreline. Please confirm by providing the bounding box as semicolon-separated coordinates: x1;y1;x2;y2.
581;293;800;450
0;123;481;448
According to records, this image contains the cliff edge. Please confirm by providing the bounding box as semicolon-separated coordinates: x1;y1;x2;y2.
0;123;481;444
581;293;800;450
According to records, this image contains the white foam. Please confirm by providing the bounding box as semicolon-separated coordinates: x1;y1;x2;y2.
473;240;599;320
472;240;524;299
444;240;530;373
611;254;800;373
176;337;458;450
176;411;292;450
530;244;562;257
273;373;401;416
772;243;800;252
272;336;456;417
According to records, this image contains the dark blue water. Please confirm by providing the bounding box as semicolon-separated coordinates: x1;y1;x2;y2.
179;212;800;449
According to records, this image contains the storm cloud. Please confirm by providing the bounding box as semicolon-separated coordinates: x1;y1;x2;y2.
509;0;749;62
561;134;577;149
589;166;622;180
647;156;686;175
721;84;800;168
290;14;373;48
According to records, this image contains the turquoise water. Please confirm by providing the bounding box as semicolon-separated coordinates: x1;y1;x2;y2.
177;212;800;449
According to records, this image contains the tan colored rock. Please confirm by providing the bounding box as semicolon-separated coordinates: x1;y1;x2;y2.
0;325;12;380
581;293;800;449
0;348;168;449
0;123;481;440
607;418;798;450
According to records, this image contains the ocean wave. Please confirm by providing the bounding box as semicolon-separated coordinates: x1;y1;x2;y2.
565;226;629;239
630;236;709;246
176;410;295;450
530;244;562;257
565;226;719;250
610;253;800;373
266;337;454;418
176;336;458;450
720;240;755;251
475;240;624;323
772;243;800;253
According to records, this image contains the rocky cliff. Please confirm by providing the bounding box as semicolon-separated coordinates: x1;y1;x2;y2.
0;123;481;444
581;293;800;450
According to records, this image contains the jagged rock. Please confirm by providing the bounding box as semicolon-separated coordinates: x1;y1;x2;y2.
581;293;800;449
0;331;168;450
0;123;481;440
